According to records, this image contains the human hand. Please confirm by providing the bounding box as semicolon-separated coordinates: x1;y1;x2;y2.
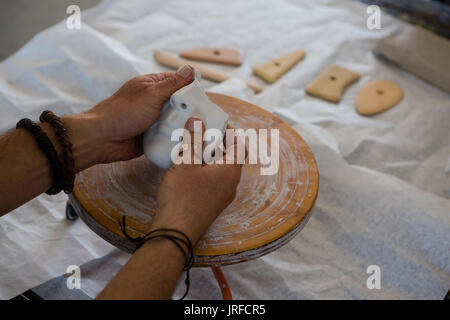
65;65;195;172
151;117;244;245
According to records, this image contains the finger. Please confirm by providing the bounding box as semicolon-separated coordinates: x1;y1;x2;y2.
223;124;233;148
182;117;205;164
184;117;206;147
206;143;243;185
155;65;195;100
143;72;175;82
223;127;248;161
224;137;246;166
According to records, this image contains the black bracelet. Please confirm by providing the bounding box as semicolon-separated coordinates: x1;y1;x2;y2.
16;118;64;195
39;110;75;194
119;216;195;300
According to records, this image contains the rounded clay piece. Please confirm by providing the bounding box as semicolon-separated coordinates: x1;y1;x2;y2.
356;80;403;116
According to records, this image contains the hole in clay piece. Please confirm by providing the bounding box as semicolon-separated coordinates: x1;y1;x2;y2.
213;50;220;55
274;62;281;67
180;103;187;110
211;150;216;157
377;90;383;95
330;76;337;81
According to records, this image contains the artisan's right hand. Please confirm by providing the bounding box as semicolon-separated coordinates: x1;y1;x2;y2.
152;118;243;245
97;120;243;300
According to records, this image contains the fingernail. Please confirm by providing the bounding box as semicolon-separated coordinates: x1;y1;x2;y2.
177;65;194;80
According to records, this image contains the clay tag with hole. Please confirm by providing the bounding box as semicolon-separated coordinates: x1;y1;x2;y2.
179;48;244;66
253;50;306;83
356;80;403;115
306;65;360;103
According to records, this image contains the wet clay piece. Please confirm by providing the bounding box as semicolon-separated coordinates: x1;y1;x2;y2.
306;65;361;103
180;48;244;66
143;70;229;168
70;93;319;267
253;50;306;83
356;80;403;116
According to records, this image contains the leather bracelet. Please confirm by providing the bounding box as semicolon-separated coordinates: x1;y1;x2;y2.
39;110;75;194
16;118;64;195
119;216;195;300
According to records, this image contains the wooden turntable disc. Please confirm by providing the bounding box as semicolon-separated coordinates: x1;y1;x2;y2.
70;92;319;267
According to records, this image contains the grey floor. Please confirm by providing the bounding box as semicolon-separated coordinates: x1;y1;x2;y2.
0;0;100;61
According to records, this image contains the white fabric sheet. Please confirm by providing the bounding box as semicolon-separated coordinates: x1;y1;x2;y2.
0;0;449;299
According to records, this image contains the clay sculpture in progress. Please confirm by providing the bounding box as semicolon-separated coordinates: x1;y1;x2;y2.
143;69;229;168
306;65;361;103
356;80;403;115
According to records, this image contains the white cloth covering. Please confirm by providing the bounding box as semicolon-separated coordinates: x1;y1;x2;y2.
0;0;449;299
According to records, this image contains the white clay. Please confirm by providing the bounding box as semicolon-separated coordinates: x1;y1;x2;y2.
143;69;229;168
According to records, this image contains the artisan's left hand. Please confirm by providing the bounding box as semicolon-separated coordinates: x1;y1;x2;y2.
0;66;195;215
69;65;194;168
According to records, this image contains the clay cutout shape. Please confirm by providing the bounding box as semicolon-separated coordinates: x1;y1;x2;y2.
155;50;262;93
356;80;403;116
306;65;361;103
252;50;306;83
143;70;229;168
180;48;244;66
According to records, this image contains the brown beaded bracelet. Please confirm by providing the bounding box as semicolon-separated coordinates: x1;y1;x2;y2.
39;110;75;194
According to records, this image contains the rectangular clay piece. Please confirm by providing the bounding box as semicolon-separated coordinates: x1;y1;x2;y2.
154;50;262;93
180;48;244;66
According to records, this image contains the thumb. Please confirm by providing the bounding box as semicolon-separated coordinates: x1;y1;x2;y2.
157;65;195;100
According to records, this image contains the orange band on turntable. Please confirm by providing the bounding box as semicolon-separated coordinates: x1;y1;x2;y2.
70;93;319;267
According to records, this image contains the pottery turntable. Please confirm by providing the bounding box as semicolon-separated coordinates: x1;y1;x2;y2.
66;92;319;299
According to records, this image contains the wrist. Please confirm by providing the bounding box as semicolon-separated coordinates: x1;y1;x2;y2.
58;113;106;172
138;232;187;264
150;209;204;246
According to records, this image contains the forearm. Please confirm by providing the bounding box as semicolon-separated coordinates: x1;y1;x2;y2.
0;113;103;215
96;237;186;300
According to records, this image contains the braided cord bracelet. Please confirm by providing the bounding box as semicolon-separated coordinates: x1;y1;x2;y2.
119;216;195;300
16;118;64;195
39;110;75;194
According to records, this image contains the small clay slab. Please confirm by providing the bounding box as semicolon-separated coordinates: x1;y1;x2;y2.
306;65;360;103
252;50;306;83
179;48;244;66
154;50;262;93
356;80;403;115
